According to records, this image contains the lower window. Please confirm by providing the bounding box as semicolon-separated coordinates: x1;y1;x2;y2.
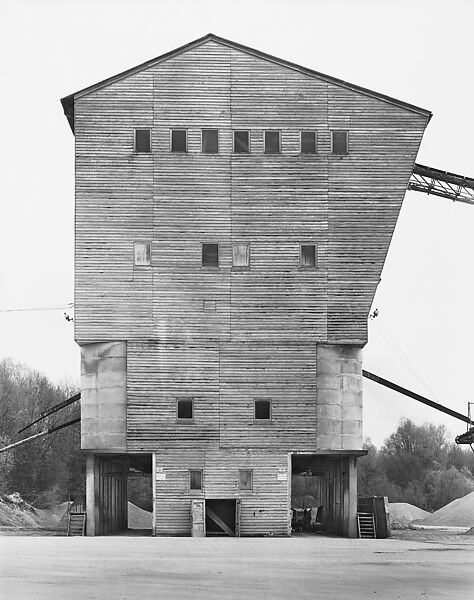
239;469;253;490
189;470;203;491
254;399;271;420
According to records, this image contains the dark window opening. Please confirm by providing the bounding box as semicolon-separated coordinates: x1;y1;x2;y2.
177;399;193;420
239;469;253;490
202;243;219;268
264;130;280;154
190;470;203;491
300;244;317;268
135;129;151;153
234;130;250;153
171;129;187;152
332;130;348;155
254;400;271;420
202;129;218;153
301;131;316;154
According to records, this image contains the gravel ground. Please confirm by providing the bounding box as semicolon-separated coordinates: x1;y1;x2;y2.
1;534;473;600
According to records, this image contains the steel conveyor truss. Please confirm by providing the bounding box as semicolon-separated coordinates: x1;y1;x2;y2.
409;163;474;205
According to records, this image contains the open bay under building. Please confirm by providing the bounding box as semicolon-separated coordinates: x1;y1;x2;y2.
61;34;431;537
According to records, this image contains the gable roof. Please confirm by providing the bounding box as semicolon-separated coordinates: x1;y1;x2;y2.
61;33;431;133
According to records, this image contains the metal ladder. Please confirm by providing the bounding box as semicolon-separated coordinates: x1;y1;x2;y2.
357;512;376;538
67;512;86;536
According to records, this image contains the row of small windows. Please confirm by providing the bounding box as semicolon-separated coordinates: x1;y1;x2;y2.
134;242;317;268
177;398;271;422
189;469;253;491
134;129;349;155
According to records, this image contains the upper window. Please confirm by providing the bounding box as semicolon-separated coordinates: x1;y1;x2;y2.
171;129;187;152
202;243;219;268
135;129;151;153
134;242;151;266
239;469;253;490
177;398;193;420
234;130;250;153
301;131;316;154
189;470;203;491
300;244;317;268
332;130;348;155
254;399;271;420
264;131;280;154
202;129;218;153
232;243;250;268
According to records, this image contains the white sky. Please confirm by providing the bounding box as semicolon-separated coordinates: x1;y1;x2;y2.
0;0;473;447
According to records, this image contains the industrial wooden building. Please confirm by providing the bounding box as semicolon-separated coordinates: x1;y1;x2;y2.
61;34;431;537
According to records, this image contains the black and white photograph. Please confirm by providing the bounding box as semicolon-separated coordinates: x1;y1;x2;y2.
0;1;473;598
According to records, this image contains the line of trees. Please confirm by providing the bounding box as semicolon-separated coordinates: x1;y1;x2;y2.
358;418;474;511
0;358;84;507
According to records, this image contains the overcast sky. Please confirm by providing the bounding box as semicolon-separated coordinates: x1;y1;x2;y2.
1;0;473;447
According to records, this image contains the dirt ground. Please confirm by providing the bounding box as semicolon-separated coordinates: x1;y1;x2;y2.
1;531;473;600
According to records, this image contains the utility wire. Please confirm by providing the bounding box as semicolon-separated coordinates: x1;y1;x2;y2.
0;303;73;313
370;320;441;403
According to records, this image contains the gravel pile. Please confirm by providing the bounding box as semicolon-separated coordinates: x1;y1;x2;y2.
388;502;430;529
0;493;41;527
128;502;152;529
417;491;474;527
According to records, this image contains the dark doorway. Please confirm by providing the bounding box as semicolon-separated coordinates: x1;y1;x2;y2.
205;499;238;536
291;454;346;536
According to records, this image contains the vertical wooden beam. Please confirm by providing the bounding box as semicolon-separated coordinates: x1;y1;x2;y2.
343;456;358;538
152;453;157;536
287;452;292;536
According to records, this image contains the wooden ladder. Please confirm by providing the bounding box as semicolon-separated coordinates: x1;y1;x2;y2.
67;512;86;536
357;512;376;538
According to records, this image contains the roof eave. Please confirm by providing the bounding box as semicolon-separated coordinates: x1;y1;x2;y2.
61;95;75;133
59;32;432;134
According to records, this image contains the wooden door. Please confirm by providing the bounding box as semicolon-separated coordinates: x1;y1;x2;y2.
191;499;206;537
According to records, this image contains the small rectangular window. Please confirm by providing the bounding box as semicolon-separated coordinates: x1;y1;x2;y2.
332;130;348;155
171;129;187;152
135;129;151;153
177;398;193;420
189;470;203;491
202;129;218;153
232;244;250;268
264;130;280;154
239;469;253;490
254;399;271;420
134;242;151;266
202;243;219;268
300;244;317;268
301;131;316;154
234;130;250;153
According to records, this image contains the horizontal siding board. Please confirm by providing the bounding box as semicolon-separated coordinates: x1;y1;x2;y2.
154;449;289;536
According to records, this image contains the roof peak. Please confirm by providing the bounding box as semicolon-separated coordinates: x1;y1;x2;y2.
61;33;431;133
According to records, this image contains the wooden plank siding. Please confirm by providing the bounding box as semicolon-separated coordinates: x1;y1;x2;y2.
72;38;430;536
154;449;289;536
74;40;429;346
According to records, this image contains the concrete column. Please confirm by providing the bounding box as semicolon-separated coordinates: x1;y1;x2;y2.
316;344;363;451
85;453;99;536
342;456;358;538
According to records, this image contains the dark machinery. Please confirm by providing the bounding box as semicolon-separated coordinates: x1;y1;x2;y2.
409;163;474;206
